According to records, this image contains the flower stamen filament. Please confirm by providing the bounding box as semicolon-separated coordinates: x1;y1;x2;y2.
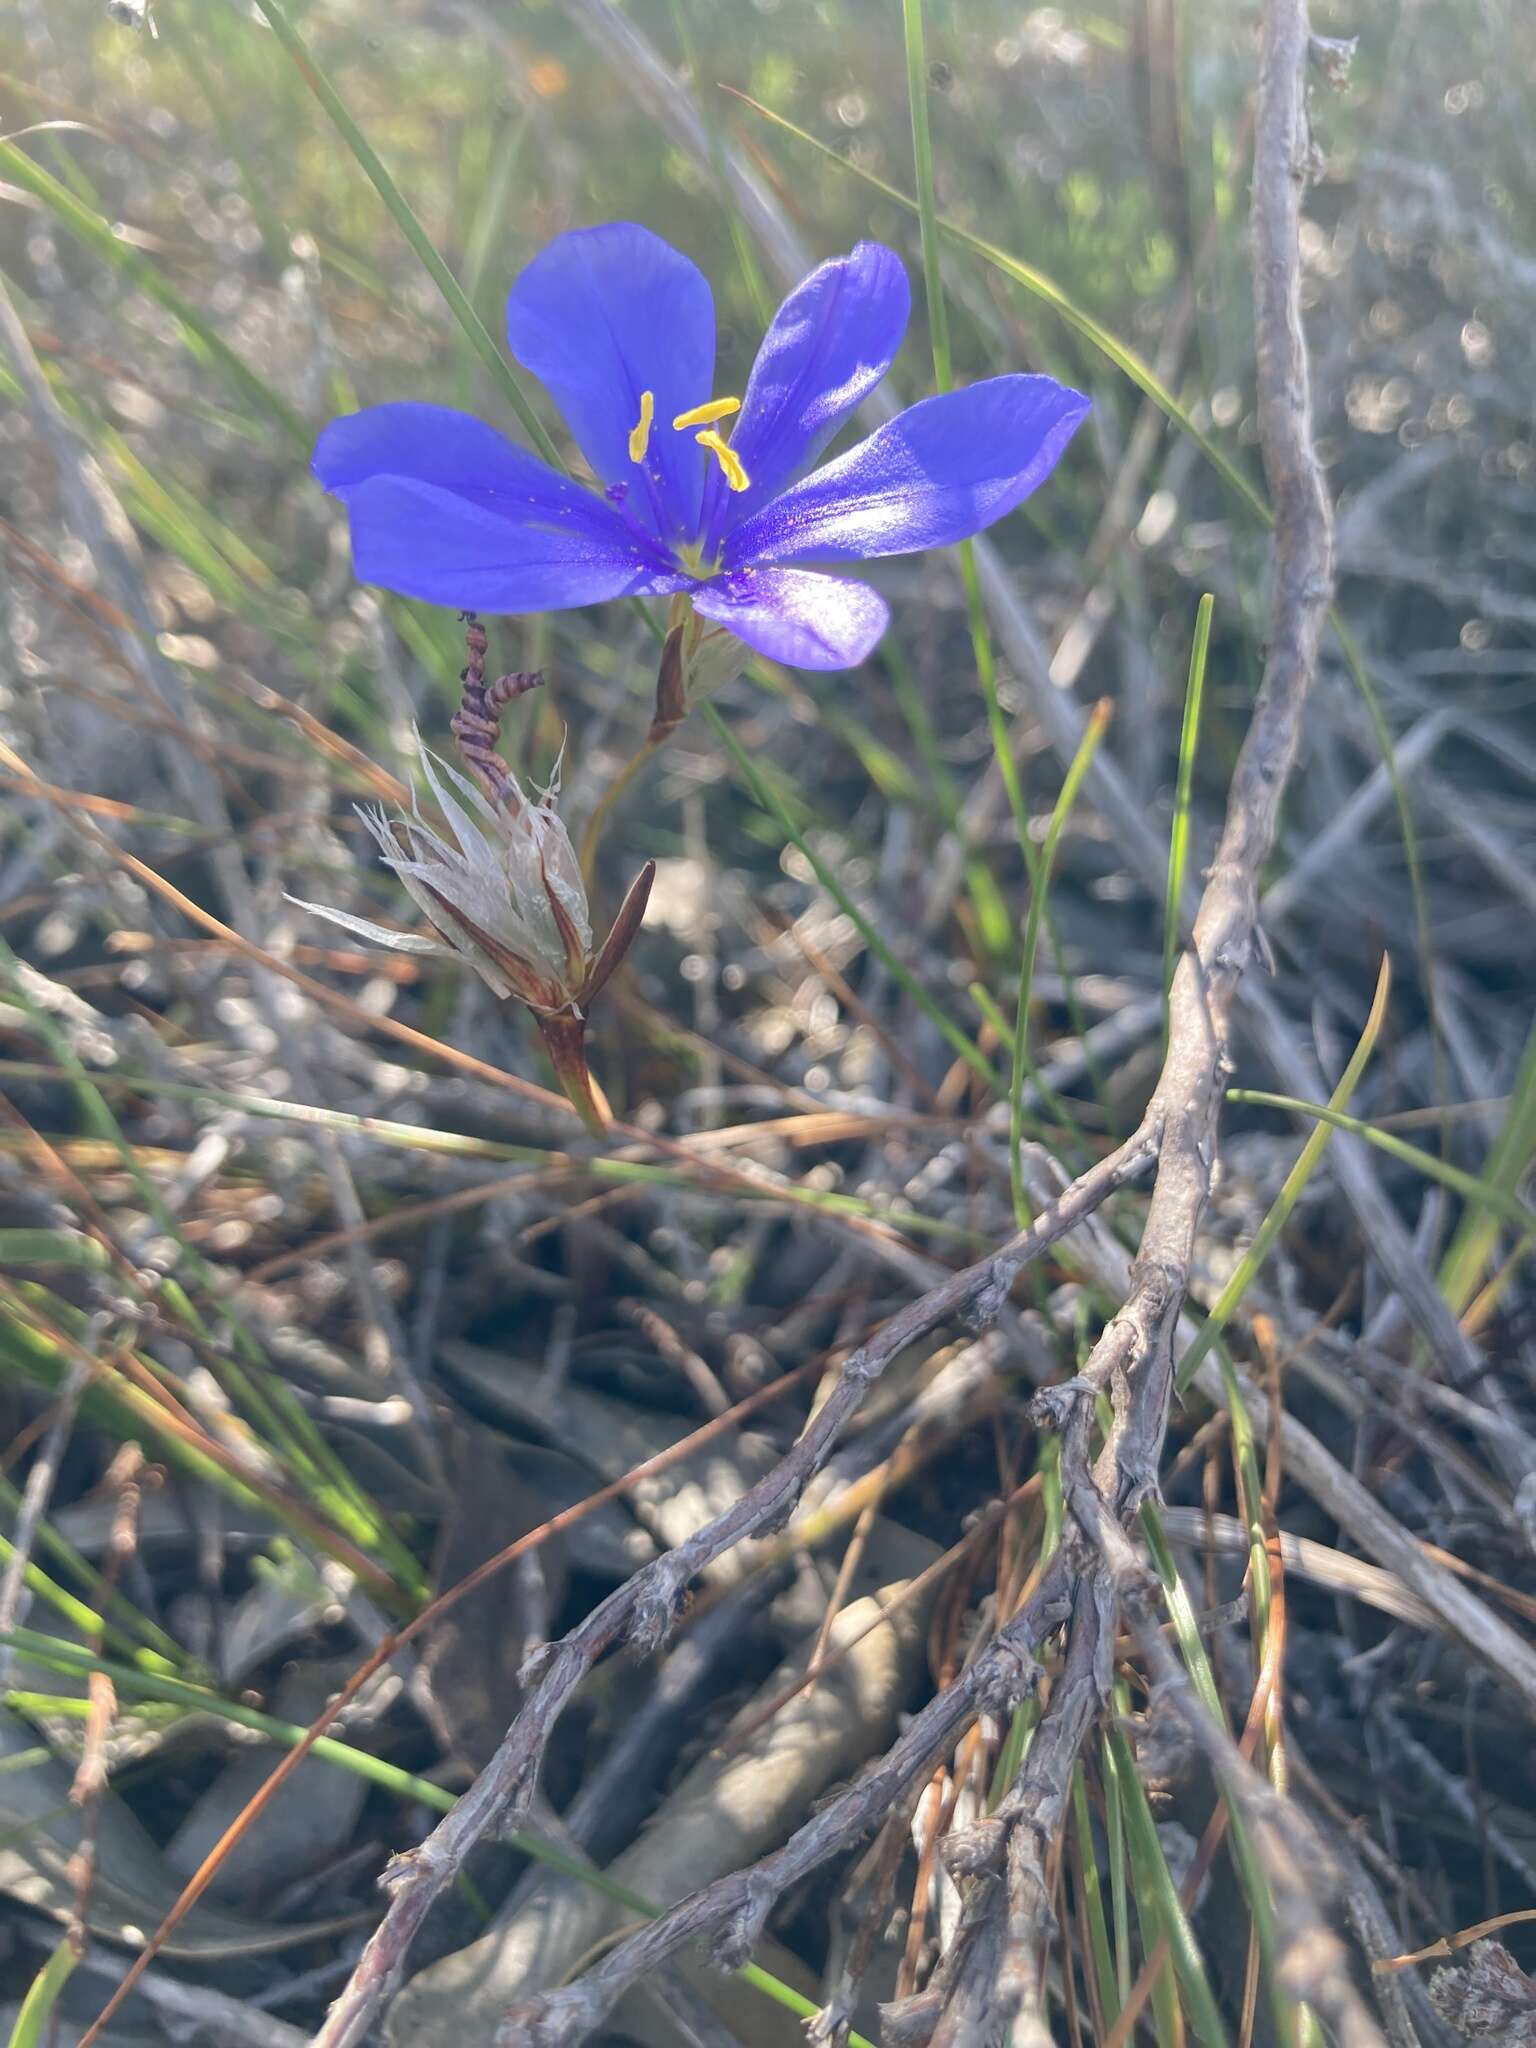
671;396;740;430
627;389;654;463
694;427;750;492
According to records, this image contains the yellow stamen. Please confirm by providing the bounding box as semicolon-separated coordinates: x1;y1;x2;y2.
671;395;741;430
627;389;654;463
695;428;750;493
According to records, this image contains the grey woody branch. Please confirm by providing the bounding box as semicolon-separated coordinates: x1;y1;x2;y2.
307;1132;1155;2048
495;1559;1076;2045
905;1575;1116;2048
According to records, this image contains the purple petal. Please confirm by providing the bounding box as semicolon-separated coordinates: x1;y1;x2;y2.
689;567;890;670
722;375;1089;568
699;242;909;554
505;223;715;549
313;403;684;611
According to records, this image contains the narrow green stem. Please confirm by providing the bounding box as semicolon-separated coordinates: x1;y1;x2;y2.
1010;701;1112;1224
1178;956;1392;1391
248;0;562;468
707;704;1003;1095
901;0;1038;868
579;729;667;886
1163;594;1214;1033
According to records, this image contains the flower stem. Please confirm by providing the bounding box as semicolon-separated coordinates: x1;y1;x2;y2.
533;1011;611;1137
580;617;690;887
579;728;668;888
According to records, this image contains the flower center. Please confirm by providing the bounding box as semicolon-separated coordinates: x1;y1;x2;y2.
628;390;751;493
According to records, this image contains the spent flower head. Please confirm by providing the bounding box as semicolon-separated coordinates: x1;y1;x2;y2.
291;637;651;1133
313;224;1089;672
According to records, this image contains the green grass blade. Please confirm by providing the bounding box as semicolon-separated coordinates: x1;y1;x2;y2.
1226;1090;1536;1237
1164;595;1214;1020
170;1;290;273
1072;1762;1121;2031
459;113;529;315
0;1530;179;1678
1179;955;1392;1392
1111;1712;1229;2048
666;0;774;325
966;986;1080;1144
900;0;1041;957
705;703;1003;1095
7;1936;77;2048
1437;1016;1536;1313
2;1628;874;2048
0;1474;184;1668
0;1747;52;1779
988;1434;1063;1807
247;0;562;468
901;0;954;392
0;142;307;444
881;638;1013;957
1011;700;1112;1223
1100;1727;1134;2008
1329;611;1445;1147
1140;1502;1297;2048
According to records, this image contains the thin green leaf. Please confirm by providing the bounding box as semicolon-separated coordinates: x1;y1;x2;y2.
1100;1728;1134;2009
7;1936;77;2048
1164;595;1214;1021
1437;1016;1536;1313
1179;956;1392;1391
2;1628;873;2048
1011;700;1112;1224
0;142;306;444
1141;1500;1311;2047
0;1472;184;1668
1225;1087;1536;1238
247;0;562;468
666;0;774;325
1112;1711;1229;2048
1073;1762;1121;2031
705;703;1004;1096
901;0;1043;971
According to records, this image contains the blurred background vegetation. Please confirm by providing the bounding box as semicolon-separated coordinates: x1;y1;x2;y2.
2;2;1534;2044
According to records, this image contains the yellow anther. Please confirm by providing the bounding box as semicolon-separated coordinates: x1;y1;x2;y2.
695;428;750;493
671;395;741;430
627;390;654;463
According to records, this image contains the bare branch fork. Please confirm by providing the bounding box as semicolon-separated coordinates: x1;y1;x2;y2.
307;1129;1157;2048
308;2;1359;2042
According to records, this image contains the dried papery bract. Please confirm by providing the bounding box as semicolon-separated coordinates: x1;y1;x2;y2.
652;594;750;742
290;617;652;1135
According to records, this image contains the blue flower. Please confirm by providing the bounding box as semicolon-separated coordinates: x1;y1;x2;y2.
313;224;1089;672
